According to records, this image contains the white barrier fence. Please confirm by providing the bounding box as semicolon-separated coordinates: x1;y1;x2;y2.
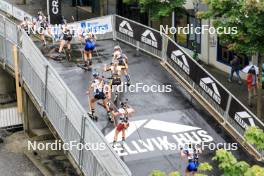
0;0;32;21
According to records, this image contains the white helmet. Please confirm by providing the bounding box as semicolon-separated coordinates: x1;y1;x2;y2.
114;45;121;51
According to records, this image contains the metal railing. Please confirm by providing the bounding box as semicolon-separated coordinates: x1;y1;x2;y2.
0;11;131;176
0;0;33;21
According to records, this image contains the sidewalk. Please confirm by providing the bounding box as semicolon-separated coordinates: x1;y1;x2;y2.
204;64;264;120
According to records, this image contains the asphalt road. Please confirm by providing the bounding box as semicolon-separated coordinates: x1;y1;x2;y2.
38;40;261;176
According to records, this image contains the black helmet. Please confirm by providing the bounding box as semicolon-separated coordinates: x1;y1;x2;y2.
120;99;128;108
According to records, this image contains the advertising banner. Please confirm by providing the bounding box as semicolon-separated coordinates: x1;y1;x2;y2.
228;98;264;130
166;39;229;110
48;0;62;25
51;16;113;40
78;15;113;34
167;40;199;80
194;66;229;110
116;16;162;50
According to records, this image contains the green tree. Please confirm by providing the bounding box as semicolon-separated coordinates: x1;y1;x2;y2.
198;0;264;118
123;0;186;20
150;170;166;176
196;162;213;176
244;126;264;150
150;149;264;176
244;165;264;176
213;149;250;176
213;149;264;176
168;171;181;176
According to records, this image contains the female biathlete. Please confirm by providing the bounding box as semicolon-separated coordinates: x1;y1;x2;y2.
180;145;201;176
58;25;72;58
86;72;111;121
104;60;125;103
20;17;32;36
83;32;96;68
112;101;135;147
112;46;131;86
37;12;48;46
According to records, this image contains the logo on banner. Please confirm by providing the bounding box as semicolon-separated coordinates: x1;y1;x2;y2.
199;77;221;104
141;29;158;48
80;21;109;34
234;111;255;129
119;20;133;37
105;119;213;156
171;50;190;75
51;0;59;14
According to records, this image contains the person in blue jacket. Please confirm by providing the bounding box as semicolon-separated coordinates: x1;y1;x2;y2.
83;32;96;68
180;144;201;176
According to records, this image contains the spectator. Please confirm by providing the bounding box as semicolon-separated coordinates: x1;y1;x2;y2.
247;67;257;107
228;56;242;84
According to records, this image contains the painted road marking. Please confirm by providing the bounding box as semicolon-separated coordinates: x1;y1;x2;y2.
144;119;201;133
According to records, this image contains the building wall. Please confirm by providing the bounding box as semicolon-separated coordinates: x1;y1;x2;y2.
181;18;248;80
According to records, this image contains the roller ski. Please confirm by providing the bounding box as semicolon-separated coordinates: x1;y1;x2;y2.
77;61;92;71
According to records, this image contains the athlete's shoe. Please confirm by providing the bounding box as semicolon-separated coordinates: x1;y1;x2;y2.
89;60;92;66
112;141;116;148
121;139;125;147
88;112;98;121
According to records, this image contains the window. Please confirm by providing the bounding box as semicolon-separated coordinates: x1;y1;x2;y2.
175;11;201;53
217;38;249;67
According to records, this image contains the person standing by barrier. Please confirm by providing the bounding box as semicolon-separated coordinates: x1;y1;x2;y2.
112;101;135;147
247;67;258;107
228;56;242;84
